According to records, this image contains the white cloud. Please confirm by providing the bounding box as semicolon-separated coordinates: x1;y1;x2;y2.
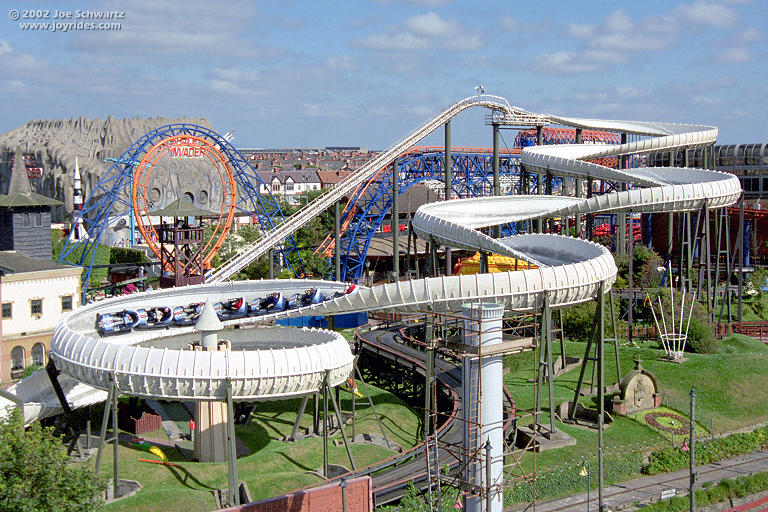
404;12;453;37
0;40;12;56
568;10;676;52
533;8;680;74
692;96;724;106
356;12;483;52
325;56;356;70
531;52;604;74
738;27;761;43
499;17;518;31
674;1;738;28
358;32;429;51
715;47;751;63
67;0;261;59
376;0;453;5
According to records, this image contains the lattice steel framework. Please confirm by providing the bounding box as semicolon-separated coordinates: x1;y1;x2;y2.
59;124;301;301
337;148;525;282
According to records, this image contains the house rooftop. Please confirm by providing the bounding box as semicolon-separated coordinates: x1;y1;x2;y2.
0;251;69;274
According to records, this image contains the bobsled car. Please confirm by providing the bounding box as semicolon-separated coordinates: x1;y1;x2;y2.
248;292;286;315
96;309;141;335
172;302;204;325
288;288;324;309
135;306;173;329
214;297;248;321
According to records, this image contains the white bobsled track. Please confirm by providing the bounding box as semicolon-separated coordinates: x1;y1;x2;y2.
34;96;740;413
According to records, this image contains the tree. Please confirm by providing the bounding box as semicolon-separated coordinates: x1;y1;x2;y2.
0;409;106;512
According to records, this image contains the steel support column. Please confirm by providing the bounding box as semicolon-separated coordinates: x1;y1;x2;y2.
536;126;543;234
535;292;557;434
575;125;583;239
586;178;594;239
493;123;500;239
575;178;583;237
444;121;452;276
738;195;745;322
424;320;434;438
617;133;628;256
335;201;341;282
597;283;606;512
392;159;399;280
226;378;240;506
628;210;634;345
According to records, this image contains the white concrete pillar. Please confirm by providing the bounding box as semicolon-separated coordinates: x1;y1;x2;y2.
462;302;504;512
193;300;228;462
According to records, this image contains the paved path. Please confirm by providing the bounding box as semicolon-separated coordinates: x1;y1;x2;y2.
508;450;768;511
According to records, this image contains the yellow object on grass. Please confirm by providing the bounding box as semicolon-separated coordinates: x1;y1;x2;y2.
343;378;363;398
148;445;167;461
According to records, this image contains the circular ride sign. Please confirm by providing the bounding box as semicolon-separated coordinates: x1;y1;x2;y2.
131;134;237;270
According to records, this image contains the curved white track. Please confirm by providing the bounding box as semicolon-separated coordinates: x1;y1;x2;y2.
50;280;354;400
48;95;741;403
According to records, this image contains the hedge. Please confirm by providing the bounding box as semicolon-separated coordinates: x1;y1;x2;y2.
644;426;768;475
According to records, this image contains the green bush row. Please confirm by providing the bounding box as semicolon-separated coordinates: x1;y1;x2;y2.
643;471;768;511
644;426;768;475
503;452;644;505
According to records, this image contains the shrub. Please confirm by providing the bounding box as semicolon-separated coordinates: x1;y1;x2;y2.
562;302;597;343
505;452;643;505
0;409;106;511
644;426;768;475
562;300;618;343
20;365;43;379
109;246;148;264
643;471;768;511
635;246;664;288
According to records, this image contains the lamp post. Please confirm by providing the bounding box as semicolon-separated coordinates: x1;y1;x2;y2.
580;459;591;512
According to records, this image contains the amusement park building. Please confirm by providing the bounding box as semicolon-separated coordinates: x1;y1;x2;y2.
255;169;322;204
649;143;768;198
0;251;82;382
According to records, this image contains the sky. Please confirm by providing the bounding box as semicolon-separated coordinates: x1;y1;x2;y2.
1;0;766;150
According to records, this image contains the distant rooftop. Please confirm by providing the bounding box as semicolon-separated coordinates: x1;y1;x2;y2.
0;148;61;208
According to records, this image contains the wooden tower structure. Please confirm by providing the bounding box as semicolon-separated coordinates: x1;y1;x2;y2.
148;198;216;288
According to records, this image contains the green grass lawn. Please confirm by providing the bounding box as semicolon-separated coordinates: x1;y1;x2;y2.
503;334;768;475
100;384;419;512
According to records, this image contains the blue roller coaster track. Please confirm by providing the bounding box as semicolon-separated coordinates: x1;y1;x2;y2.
336;147;559;282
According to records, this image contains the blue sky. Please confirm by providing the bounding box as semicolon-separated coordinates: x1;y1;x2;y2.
1;0;766;149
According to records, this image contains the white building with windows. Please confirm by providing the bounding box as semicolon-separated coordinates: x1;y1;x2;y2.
256;170;322;204
0;251;82;382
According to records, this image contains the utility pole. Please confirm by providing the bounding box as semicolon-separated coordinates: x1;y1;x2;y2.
689;388;696;512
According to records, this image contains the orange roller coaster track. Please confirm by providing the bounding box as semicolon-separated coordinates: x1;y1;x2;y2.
131;135;237;271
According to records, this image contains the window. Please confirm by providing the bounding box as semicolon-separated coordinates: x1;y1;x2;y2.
34;212;42;227
736;145;746;166
30;299;42;315
10;346;24;371
2;302;11;318
31;343;45;366
742;177;760;193
285;181;294;192
61;295;73;312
